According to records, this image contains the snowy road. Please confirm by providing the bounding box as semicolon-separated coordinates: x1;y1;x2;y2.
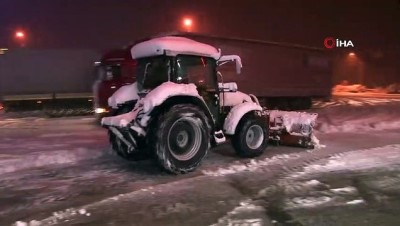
1;98;400;226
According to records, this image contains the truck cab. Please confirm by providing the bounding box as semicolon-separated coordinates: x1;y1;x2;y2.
93;48;136;118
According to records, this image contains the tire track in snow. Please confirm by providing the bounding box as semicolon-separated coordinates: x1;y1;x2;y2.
0;148;107;175
208;144;400;226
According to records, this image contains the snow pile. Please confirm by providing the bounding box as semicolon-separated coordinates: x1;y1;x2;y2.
102;82;202;128
333;84;367;93
13;220;41;226
108;82;139;109
386;83;400;93
346;199;365;205
131;36;221;60
313;97;400;109
330;187;357;195
210;200;265;226
333;83;400;95
20;208;92;225
285;196;332;209
304;179;324;187
202;153;300;176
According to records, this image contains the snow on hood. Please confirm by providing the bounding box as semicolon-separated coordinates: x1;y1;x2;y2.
101;107;142;127
108;82;139;109
139;82;201;113
131;36;221;60
102;82;202;127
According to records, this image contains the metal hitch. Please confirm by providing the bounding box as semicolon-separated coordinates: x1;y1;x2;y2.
109;126;138;153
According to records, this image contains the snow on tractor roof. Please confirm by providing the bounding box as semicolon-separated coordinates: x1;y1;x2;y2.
131;36;221;60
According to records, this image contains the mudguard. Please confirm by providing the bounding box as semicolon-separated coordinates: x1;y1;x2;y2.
223;102;263;135
102;82;205;132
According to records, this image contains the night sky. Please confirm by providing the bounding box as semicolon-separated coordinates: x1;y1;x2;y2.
1;0;399;50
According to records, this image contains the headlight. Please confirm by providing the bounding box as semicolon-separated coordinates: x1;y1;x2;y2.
95;108;108;114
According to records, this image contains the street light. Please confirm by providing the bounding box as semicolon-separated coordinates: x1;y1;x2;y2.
182;18;193;32
14;30;27;47
15;30;25;39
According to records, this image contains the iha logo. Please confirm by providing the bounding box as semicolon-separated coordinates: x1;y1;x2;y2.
324;37;354;49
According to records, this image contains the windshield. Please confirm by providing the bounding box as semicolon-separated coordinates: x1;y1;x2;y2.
175;55;217;90
96;64;121;81
136;56;171;92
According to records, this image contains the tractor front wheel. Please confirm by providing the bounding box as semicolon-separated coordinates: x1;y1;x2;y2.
232;112;269;158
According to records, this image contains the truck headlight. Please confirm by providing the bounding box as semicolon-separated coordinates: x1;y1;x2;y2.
95;108;108;114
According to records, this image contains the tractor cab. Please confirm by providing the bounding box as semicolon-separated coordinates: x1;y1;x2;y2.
132;37;242;125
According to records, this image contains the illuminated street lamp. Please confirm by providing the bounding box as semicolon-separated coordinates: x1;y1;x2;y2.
15;30;25;39
182;18;193;32
14;30;27;47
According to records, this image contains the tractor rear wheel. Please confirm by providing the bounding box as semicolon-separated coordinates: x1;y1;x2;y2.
152;104;210;174
232;112;269;158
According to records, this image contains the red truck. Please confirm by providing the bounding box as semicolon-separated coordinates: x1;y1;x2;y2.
93;47;136;118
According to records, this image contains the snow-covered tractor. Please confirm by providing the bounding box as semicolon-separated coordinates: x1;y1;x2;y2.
101;36;270;173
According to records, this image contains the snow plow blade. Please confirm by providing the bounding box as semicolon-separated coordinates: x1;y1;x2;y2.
266;110;318;148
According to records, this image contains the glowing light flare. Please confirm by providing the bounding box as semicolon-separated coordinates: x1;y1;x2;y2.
95;108;108;114
183;18;193;27
348;52;356;57
15;31;25;39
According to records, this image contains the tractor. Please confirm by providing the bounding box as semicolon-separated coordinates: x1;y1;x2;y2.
101;36;270;174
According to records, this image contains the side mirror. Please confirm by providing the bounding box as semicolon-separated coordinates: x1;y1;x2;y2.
218;55;242;74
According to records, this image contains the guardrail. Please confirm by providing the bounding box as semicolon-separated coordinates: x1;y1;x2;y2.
1;93;95;117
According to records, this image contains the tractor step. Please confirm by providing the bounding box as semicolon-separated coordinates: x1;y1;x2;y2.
214;130;226;144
